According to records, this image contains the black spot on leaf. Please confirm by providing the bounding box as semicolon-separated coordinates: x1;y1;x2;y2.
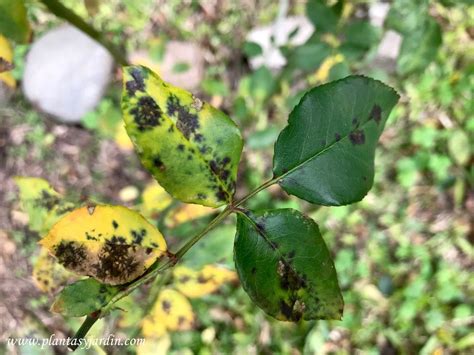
369;104;382;124
335;133;341;141
162;300;171;313
95;242;139;281
112;220;119;229
177;144;185;151
153;156;166;171
55;241;87;270
126;68;146;96
130;96;162;131
349;130;365;145
166;94;200;139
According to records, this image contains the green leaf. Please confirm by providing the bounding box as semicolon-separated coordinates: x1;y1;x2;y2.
385;0;429;35
273;76;399;206
0;0;30;43
234;209;343;321
243;41;263;58
51;278;120;317
306;0;340;34
448;130;471;166
287;42;332;72
121;65;243;207
397;18;442;76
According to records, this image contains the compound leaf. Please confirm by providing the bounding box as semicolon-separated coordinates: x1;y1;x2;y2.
121;65;243;208
234;209;343;321
40;205;167;285
273;76;399;206
51;278;120;317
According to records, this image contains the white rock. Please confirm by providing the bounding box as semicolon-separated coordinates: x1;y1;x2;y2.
246;16;314;70
22;25;114;123
369;2;391;28
377;30;402;59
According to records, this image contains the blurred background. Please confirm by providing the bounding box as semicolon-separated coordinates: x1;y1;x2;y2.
0;0;473;354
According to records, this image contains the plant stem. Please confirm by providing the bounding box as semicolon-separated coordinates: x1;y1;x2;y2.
69;315;99;351
39;0;129;66
70;178;277;345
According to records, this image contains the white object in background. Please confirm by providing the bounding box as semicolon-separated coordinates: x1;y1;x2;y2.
377;30;402;60
22;25;114;123
246;16;315;70
369;2;391;28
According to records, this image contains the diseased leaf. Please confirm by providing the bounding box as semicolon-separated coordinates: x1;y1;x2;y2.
273;76;399;206
142;289;194;338
51;278;120;317
234;209;343;321
121;65;243;207
0;0;31;43
15;177;74;234
32;247;77;294
40;205;167;285
0;35;15;88
140;181;173;217
165;203;214;228
173;265;237;298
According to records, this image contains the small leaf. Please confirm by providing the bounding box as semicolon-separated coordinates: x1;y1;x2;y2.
173;265;237;298
0;35;15;89
273;76;399;206
234;209;343;321
306;0;340;34
142;289;194;338
40;205;167;285
32;247;76;293
51;278;120;317
121;65;243;207
0;0;31;43
448;130;471;166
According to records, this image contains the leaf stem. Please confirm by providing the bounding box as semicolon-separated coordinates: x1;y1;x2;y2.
70;178;277;345
39;0;129;66
69;315;99;351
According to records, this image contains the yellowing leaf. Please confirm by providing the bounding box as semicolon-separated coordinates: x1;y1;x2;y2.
141;182;173;216
32;247;76;293
15;177;73;234
137;335;171;355
40;205;167;285
142;289;194;338
114;123;134;151
166;203;214;228
314;54;344;83
173;265;237;298
0;35;15;88
121;65;243;207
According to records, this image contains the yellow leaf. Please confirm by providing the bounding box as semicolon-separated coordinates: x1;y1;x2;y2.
313;54;344;83
142;289;194;338
174;265;237;298
32;247;76;293
137;335;171;355
114;123;134;151
166;203;214;228
141;182;173;216
40;205;167;285
0;34;15;88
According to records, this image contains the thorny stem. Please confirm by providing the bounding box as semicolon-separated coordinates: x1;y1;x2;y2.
39;0;129;66
70;177;278;348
